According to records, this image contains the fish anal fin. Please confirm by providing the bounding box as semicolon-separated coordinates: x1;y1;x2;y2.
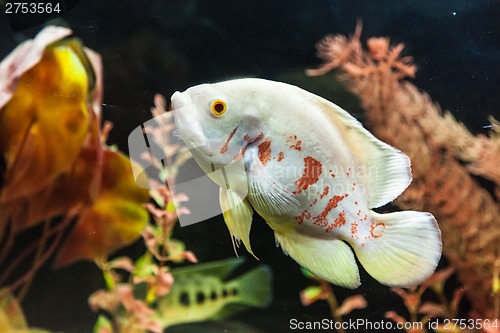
354;210;442;287
274;231;360;288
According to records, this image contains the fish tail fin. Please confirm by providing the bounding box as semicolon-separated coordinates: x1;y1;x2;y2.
353;210;442;287
227;265;273;308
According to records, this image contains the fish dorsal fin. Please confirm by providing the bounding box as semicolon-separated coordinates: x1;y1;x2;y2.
219;187;257;259
171;257;246;279
307;92;411;208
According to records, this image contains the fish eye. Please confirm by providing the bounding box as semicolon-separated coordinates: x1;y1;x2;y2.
210;100;227;117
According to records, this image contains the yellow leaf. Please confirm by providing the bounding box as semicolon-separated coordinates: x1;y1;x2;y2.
0;40;93;202
55;150;149;267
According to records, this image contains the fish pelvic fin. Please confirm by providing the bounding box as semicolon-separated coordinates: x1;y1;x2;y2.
219;187;257;259
227;265;273;308
274;231;360;288
353;210;442;287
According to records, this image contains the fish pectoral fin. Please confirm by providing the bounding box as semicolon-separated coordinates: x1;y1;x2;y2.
219;187;256;258
246;152;300;216
353;210;442;287
274;231;360;288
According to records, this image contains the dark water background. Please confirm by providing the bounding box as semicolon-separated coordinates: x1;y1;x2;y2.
1;0;499;332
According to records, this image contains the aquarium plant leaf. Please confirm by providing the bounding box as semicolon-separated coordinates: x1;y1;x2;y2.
0;289;53;332
299;286;327;306
55;150;149;267
92;314;113;333
0;38;94;204
8;143;102;231
0;26;72;107
336;294;367;316
0;26;149;273
0;288;28;330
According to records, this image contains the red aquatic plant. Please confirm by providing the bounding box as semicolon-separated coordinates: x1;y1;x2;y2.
385;267;468;333
299;268;367;333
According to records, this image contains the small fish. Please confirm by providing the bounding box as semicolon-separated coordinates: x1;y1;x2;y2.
156;257;272;328
170;78;442;288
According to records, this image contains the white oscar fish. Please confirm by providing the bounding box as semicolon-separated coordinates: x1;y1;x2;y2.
170;78;442;288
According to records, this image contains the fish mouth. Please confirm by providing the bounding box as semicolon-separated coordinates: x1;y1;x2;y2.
171;91;189;110
170;92;211;154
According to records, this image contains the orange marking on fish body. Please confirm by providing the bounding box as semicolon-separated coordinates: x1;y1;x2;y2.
286;134;297;143
369;222;386;238
313;194;348;227
319;186;330;199
350;221;359;238
295;209;311;224
290;140;302;151
220;126;238;154
286;134;302;150
293;156;322;194
309;198;318;207
234;146;248;160
277;151;285;162
234;132;264;160
258;138;272;165
326;211;347;232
